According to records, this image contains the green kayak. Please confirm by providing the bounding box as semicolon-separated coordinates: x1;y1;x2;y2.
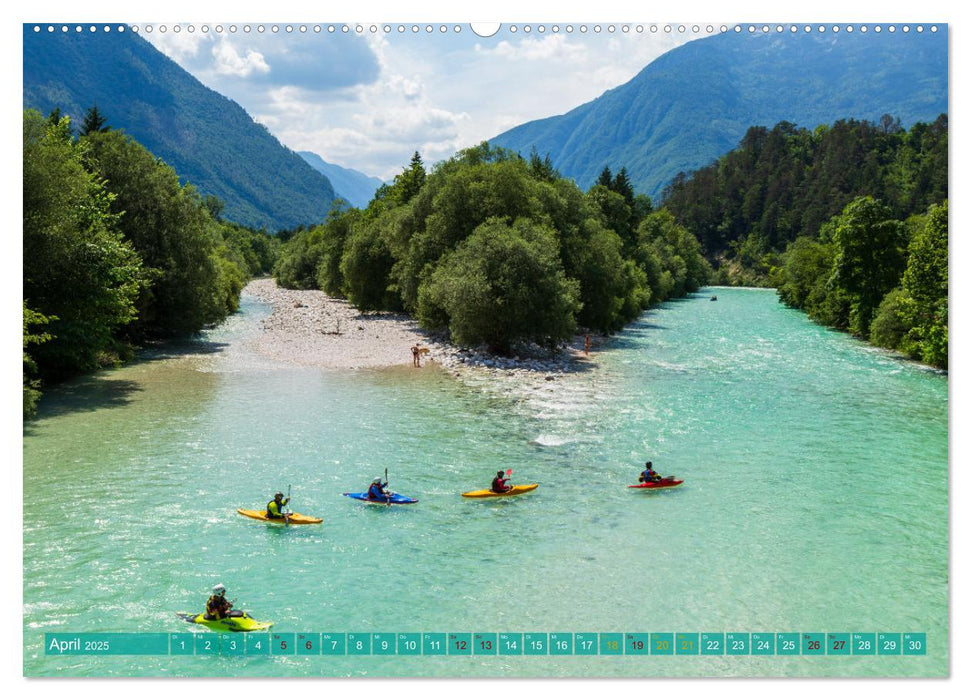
177;611;273;632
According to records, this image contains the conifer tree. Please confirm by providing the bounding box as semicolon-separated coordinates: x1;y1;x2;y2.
80;104;109;135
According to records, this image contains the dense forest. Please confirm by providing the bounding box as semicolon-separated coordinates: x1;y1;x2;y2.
663;115;947;279
273;145;711;354
662;115;947;368
23;108;280;416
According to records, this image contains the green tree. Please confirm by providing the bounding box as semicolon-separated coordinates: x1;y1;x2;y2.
775;236;835;313
314;205;359;296
273;226;326;289
341;220;400;311
635;210;710;300
23;303;53;417
564;219;648;333
392;151;426;204
829;196;908;337
80;104;109;135
23;110;145;376
901;201;948;366
528;147;558;182
588;184;634;251
203;194;226;222
632;193;654;225
869;287;913;351
393;155;547;311
611;167;635;207
418;218;580;353
83;129;239;335
596;166;613;189
219;222;279;276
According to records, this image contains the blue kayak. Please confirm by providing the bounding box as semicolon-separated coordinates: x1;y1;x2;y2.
343;491;418;505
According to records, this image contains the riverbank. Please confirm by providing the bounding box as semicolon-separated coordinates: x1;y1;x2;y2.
244;278;596;375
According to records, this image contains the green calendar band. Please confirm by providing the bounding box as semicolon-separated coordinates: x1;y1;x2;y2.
44;632;928;656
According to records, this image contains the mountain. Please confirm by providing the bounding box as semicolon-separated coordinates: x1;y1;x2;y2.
492;28;948;202
298;151;384;209
22;26;335;231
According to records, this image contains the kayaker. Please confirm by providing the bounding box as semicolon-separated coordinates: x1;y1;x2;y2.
639;461;662;483
367;477;390;501
491;470;511;493
205;584;233;620
266;492;290;520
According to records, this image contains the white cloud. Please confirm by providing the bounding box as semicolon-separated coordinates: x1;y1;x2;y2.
385;74;423;102
212;40;270;78
142;28;703;182
145;29;208;62
261;74;470;180
484;35;588;63
367;105;469;142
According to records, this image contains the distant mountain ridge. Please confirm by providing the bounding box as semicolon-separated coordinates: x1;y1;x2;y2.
298;151;384;209
23;26;336;231
492;29;948;201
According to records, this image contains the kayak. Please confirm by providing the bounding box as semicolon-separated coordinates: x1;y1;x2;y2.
628;478;683;490
177;612;273;632
343;492;418;505
237;508;322;525
462;483;539;499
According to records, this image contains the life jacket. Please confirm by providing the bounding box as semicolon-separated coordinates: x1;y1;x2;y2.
206;595;230;619
266;499;285;518
367;484;385;500
491;477;507;492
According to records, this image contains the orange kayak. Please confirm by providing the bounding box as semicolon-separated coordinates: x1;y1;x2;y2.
236;508;322;524
461;484;539;499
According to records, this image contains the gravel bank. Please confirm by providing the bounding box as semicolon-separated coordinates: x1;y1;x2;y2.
244;278;597;376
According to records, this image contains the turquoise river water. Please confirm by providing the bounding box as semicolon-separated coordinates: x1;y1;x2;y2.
22;287;948;677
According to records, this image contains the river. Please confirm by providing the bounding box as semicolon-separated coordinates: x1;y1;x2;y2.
22;287;948;677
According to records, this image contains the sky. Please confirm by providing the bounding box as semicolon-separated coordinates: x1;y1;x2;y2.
142;24;702;181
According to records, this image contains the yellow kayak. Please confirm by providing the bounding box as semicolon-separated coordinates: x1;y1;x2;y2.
178;612;273;632
461;484;539;499
236;508;322;525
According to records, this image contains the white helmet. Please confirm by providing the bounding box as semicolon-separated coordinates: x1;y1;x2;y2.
372;478;382;484
212;583;226;595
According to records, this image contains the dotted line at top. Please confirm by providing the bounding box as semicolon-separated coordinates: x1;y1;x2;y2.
30;23;940;36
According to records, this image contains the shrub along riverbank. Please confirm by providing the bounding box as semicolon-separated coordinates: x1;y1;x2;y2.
273;144;711;355
772;197;947;368
662;115;947;368
22;108;280;416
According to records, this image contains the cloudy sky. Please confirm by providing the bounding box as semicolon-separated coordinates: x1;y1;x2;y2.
143;24;702;181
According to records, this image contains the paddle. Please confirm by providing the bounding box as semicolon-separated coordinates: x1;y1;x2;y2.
503;468;513;493
285;484;291;527
384;467;391;507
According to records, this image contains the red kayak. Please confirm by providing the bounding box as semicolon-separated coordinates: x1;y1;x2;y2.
628;478;683;490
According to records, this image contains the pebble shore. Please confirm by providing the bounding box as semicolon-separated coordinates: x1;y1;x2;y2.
244;278;596;377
